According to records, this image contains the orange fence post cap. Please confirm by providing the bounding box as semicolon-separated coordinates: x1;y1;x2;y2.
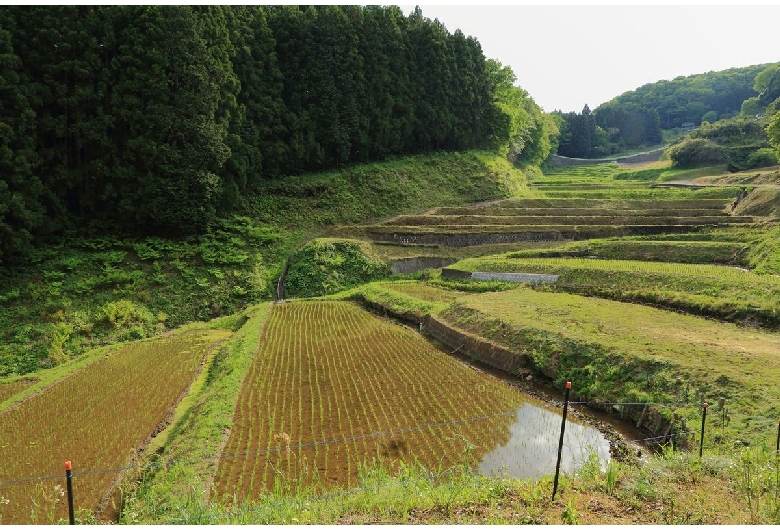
703;402;708;409
565;381;572;389
64;461;72;471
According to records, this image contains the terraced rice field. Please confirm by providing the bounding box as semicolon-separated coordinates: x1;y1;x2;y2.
357;192;750;247
0;330;230;524
213;301;560;501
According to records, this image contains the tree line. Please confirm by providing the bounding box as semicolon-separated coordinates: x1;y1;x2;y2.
553;64;775;159
0;5;554;264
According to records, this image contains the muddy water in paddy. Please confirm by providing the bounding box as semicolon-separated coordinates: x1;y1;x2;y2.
478;403;610;479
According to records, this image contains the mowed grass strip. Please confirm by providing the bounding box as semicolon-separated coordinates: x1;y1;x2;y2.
377;281;463;304
495;198;731;209
516;239;750;265
0;330;230;524
432;207;728;217
443;288;780;436
213;301;532;503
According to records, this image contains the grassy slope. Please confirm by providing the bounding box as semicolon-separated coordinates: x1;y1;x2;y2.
0;150;527;377
440;288;780;434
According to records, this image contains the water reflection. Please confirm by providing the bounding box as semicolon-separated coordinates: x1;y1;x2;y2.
479;404;610;480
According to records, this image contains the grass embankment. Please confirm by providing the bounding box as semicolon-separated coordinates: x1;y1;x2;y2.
535;163;739;199
450;252;780;328
114;450;774;524
117;303;272;524
0;151;526;377
437;288;780;436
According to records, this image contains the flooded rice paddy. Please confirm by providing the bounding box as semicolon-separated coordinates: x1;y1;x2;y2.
213;301;611;502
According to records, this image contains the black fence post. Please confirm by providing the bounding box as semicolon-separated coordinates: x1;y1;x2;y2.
699;403;708;458
65;461;75;525
776;419;779;455
552;381;571;501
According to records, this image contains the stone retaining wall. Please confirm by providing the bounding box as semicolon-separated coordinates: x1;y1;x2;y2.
388;231;563;247
423;314;529;374
390;257;457;274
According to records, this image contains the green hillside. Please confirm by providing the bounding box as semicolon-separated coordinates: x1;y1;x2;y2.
0;151;528;376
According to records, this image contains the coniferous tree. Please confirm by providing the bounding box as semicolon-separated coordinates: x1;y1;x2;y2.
0;21;45;263
356;6;413;159
224;6;287;183
6;6;115;224
107;5;232;235
407;7;453;152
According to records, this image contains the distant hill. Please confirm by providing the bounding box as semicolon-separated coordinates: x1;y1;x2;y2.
554;63;779;159
597;63;772;130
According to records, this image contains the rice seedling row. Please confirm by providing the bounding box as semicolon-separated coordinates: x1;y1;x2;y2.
0;330;230;524
0;379;36;405
213;301;534;503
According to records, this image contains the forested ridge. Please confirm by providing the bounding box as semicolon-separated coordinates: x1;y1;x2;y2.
553;63;780;160
0;5;554;264
603;65;769;129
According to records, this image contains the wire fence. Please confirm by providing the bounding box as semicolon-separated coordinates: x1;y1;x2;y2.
160;427;709;525
0;400;699;487
0;396;727;524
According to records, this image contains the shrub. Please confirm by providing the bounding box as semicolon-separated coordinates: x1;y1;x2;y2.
667;138;726;169
284;239;391;298
100;299;155;331
745;148;778;169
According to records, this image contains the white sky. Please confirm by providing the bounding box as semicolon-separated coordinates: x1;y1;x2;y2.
399;4;780;113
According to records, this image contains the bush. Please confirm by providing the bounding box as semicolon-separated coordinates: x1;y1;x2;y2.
667;138;726;168
745;148;778;169
100;299;155;331
284;239;391;298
